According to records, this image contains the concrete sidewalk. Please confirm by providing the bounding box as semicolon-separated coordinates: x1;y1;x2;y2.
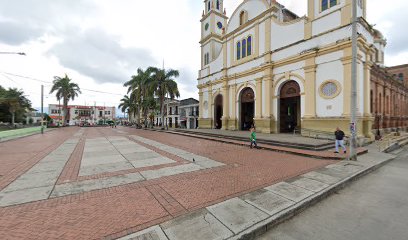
118;146;395;240
257;146;408;240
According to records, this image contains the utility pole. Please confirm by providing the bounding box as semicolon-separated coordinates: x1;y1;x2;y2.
41;85;44;134
349;0;358;161
58;99;61;127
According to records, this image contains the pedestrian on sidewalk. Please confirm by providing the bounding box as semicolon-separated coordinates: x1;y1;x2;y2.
250;126;258;149
334;127;347;154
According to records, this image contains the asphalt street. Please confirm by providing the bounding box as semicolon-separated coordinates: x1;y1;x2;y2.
257;146;408;240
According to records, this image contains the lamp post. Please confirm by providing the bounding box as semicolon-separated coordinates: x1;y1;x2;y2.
0;52;26;56
349;0;358;161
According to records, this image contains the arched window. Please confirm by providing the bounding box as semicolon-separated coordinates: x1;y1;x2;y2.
242;39;247;58
247;36;252;56
240;11;246;25
216;0;220;10
237;42;241;60
208;1;211;11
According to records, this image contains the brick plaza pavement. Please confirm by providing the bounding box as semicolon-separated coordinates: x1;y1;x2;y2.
0;127;336;239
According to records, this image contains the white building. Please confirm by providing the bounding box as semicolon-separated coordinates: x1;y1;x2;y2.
48;104;116;125
198;0;380;139
179;98;199;129
154;98;199;129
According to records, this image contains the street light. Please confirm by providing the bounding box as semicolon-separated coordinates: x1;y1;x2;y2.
349;0;358;161
0;52;26;56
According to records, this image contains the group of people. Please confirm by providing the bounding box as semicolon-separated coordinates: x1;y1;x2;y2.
248;126;348;154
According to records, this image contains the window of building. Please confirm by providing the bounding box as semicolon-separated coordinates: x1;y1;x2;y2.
216;0;220;10
242;39;247;58
208;1;211;11
321;0;338;11
204;53;210;65
237;42;241;60
75;110;78;114
239;11;246;25
236;36;252;60
247;36;252;56
399;73;404;81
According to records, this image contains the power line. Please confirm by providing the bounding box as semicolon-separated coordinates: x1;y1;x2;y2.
1;71;125;96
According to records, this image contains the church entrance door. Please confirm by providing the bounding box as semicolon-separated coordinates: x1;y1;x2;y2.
214;94;223;129
279;81;301;133
240;87;255;130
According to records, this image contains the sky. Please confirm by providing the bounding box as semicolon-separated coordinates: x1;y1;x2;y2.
0;0;407;112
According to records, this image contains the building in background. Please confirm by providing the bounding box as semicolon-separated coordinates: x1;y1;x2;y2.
48;104;116;126
26;111;43;124
371;63;408;134
179;98;199;129
154;98;199;129
198;0;381;139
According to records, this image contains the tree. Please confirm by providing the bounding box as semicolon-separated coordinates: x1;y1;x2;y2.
147;67;180;129
0;87;33;125
49;74;81;126
124;68;152;124
118;95;131;119
118;95;139;121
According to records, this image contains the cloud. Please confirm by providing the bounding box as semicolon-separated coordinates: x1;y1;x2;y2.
0;21;43;45
381;15;408;54
0;0;95;45
48;28;157;84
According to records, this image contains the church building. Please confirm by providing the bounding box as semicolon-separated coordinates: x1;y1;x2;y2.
197;0;382;139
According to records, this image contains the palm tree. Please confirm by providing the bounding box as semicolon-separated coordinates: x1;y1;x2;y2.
0;88;32;125
49;74;81;126
118;95;131;119
124;68;152;125
148;67;180;129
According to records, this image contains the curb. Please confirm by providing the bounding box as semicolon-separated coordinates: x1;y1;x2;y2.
0;128;55;143
229;155;396;240
140;128;366;160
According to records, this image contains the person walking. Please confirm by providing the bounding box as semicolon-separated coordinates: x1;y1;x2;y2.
250;127;258;149
334;127;347;154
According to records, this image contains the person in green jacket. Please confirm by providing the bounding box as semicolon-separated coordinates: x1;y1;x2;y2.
250;126;258;149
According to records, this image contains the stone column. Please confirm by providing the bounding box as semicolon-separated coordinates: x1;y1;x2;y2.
304;57;317;119
259;68;274;133
254;78;263;132
363;61;373;117
229;84;237;130
264;17;272;63
342;49;352;117
363;60;374;140
208;87;213;129
255;78;262;119
221;81;229;130
198;91;204;119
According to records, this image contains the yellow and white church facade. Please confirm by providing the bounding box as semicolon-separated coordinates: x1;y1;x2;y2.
197;0;382;139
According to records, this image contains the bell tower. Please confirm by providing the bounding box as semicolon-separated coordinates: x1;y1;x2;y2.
200;0;228;69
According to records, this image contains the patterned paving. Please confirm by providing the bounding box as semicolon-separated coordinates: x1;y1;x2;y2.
0;127;335;239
